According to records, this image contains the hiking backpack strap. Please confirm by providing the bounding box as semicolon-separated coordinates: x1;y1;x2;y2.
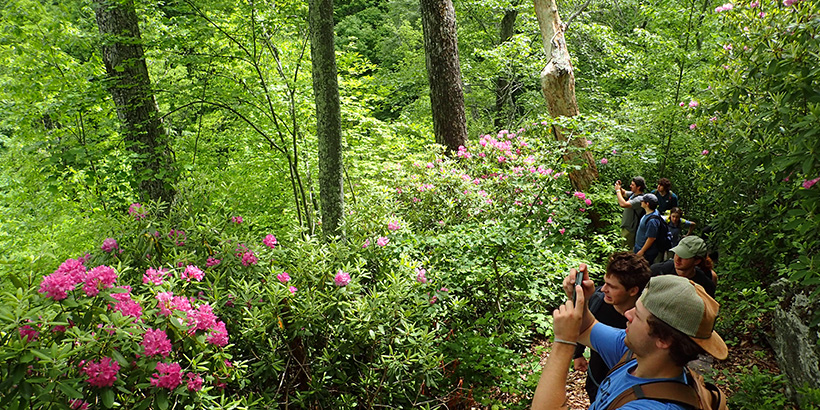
604;380;700;410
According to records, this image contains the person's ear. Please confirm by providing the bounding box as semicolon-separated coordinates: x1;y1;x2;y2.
655;337;672;350
627;286;639;297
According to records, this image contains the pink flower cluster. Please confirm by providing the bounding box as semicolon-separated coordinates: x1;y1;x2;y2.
206;257;221;267
803;176;820;189
142;328;173;357
573;191;593;206
187;372;204;391
38;259;87;300
783;0;801;5
600;158;608;165
376;236;389;247
150;362;182;389
19;324;39;342
416;268;428;284
387;221;401;231
456;145;472;159
235;244;258;266
263;234;278;249
335;270;351;286
168;229;186;246
83;265;118;297
206;321;229;347
277;272;291;283
182;265;204;282
143;267;169;285
128;203;146;220
100;238;118;253
69;399;90;409
714;2;733;12
231;216;243;224
83;357;120;387
156;292;192;316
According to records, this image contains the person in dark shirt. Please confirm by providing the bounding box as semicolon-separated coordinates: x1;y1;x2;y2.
650;177;679;215
572;252;652;401
650;235;716;297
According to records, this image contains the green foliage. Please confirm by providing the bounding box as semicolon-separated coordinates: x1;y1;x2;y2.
714;286;776;346
724;365;789;409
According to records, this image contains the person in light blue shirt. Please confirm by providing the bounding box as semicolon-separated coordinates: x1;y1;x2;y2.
531;269;728;410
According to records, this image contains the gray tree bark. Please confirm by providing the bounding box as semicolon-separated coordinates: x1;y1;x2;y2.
420;0;468;153
533;0;599;191
495;8;519;129
93;0;176;204
309;0;344;239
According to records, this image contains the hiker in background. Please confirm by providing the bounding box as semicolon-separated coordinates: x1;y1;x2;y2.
651;236;717;297
651;178;679;215
531;269;728;410
664;207;696;261
615;177;647;251
572;253;651;402
634;194;665;265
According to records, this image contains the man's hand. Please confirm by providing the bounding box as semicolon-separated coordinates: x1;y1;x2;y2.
562;264;594;301
573;357;589;373
553;283;586;343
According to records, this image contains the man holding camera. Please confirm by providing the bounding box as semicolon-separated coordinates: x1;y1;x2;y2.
531;265;728;409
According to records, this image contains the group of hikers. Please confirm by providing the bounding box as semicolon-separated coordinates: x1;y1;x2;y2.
532;177;727;410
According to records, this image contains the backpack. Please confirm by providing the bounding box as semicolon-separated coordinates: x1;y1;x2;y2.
604;351;728;410
648;214;673;253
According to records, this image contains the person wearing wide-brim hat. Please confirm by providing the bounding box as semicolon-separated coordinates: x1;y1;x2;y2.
532;269;728;410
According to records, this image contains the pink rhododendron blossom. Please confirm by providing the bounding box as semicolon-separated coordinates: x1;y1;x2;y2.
559;228;566;235
702;150;710;155
416;268;428;284
600;158;608;164
688;100;699;108
289;286;298;294
547;217;554;224
83;265;118;297
679;102;685;107
362;239;370;248
388;221;401;231
585;198;592;206
241;251;258;266
100;238;118;253
750;1;758;7
19;325;39;342
710;116;717;122
723;44;733;51
142;328;172;357
277;272;291;283
110;286;132;302
206;257;221;267
412;197;421;203
69;399;90;410
206;321;229;346
182;265;204;282
151;362;182;389
430;296;438;304
168;229;186;246
83;357;120;387
143;267;169;285
113;299;143;320
426;162;434;169
689;124;698;130
783;0;799;5
758;11;766;17
335;270;351;287
376;236;389;247
187;373;204;392
187;303;217;332
128;203;146;220
802;176;820;189
573;191;586;200
231;216;243;224
612;149;617;154
263;234;278;249
714;2;733;12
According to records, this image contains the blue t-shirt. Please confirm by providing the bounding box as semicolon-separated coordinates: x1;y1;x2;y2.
634;210;661;253
651;190;679;214
589;324;688;410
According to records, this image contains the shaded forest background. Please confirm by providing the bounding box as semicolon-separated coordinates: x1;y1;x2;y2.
0;0;818;409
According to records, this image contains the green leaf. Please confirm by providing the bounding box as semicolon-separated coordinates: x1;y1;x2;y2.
156;391;169;410
102;389;115;408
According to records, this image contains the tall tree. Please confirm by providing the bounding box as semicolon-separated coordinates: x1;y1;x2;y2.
533;0;598;191
420;0;468;153
494;7;520;128
309;0;344;238
93;0;176;204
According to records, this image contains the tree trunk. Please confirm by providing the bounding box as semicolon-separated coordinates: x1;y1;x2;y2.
494;8;519;129
93;0;176;204
309;0;344;239
533;0;598;191
420;0;468;154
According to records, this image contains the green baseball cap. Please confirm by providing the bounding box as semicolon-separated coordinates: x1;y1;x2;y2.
670;235;708;259
639;275;728;360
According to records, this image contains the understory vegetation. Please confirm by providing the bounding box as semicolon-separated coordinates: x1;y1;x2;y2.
1;0;818;409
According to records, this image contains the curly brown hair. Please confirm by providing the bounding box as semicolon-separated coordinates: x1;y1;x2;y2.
606;252;651;293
